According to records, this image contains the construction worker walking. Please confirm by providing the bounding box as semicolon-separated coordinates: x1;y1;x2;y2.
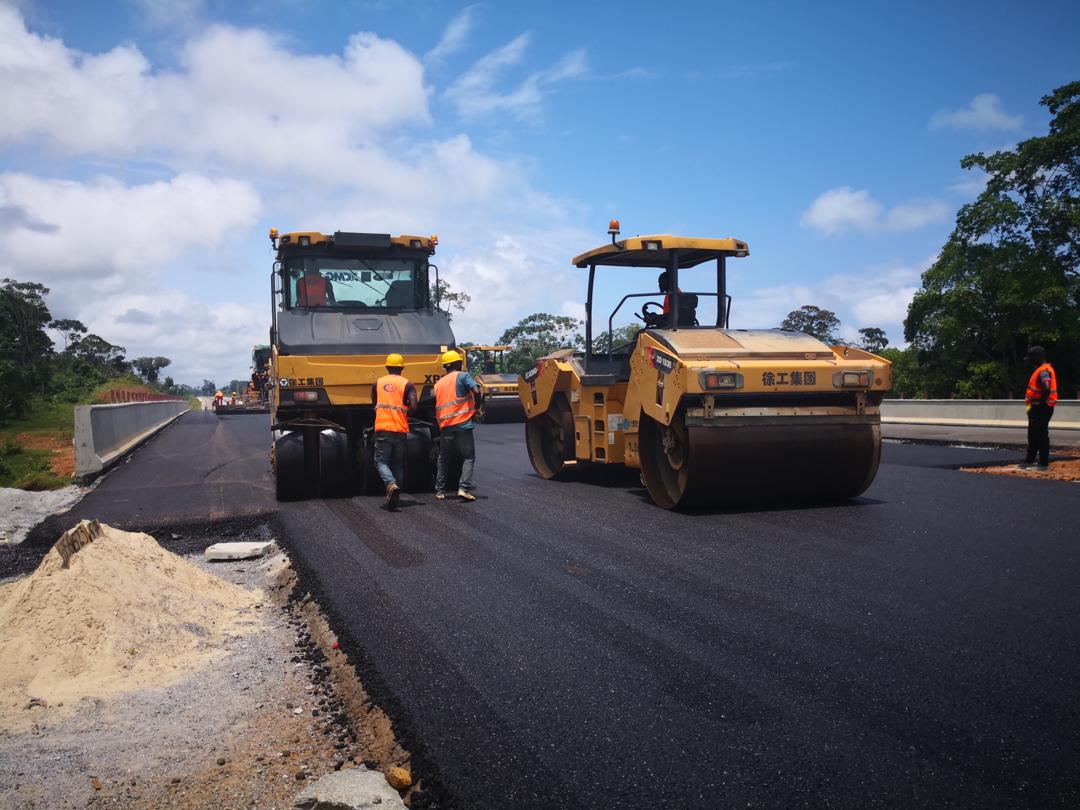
372;353;417;510
434;349;481;501
1018;346;1058;471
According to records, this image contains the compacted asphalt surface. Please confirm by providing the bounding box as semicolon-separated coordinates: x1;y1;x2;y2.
8;410;1080;808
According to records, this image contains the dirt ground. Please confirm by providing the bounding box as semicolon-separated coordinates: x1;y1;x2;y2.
16;431;75;479
962;452;1080;482
0;545;430;809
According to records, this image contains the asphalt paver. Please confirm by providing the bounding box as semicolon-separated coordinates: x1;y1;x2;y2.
6;411;1079;807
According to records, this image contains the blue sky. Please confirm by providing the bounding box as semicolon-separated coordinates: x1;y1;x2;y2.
1;0;1077;385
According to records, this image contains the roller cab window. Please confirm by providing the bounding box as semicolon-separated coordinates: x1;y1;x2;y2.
285;257;429;311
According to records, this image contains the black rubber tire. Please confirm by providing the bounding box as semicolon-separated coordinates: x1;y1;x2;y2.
318;430;355;498
405;425;435;492
274;432;307;501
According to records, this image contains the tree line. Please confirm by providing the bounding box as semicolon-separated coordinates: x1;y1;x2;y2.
0;279;183;423
474;81;1078;399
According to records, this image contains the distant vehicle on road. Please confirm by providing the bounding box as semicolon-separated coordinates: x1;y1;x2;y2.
463;345;524;423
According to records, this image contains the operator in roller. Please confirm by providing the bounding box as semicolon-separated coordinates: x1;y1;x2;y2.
434;349;481;502
1017;346;1058;471
372;353;417;510
296;266;336;307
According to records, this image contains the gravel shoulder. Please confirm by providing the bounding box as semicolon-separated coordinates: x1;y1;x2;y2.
0;537;427;809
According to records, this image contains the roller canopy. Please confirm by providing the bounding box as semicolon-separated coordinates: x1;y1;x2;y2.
573;235;749;268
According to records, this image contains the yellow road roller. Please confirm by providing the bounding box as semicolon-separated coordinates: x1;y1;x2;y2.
519;223;891;508
464;344;525;422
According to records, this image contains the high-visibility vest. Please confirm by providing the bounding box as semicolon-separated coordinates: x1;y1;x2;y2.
374;374;410;432
434;371;476;429
297;274;329;306
1026;363;1058;407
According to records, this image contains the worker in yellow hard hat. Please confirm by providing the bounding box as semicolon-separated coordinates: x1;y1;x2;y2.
371;352;418;510
434;348;481;502
228;391;238;405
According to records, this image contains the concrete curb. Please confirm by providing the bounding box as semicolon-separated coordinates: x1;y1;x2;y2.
882;400;1080;431
74;401;189;483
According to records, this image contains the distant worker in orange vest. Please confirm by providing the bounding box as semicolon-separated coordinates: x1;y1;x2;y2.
1017;346;1058;471
372;353;417;510
296;267;335;307
434;349;481;502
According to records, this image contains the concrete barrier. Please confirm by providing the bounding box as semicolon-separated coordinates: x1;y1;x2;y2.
74;400;189;482
882;399;1080;430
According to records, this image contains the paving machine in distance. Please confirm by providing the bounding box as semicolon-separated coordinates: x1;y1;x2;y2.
213;345;273;415
520;221;892;509
464;344;524;422
269;228;458;500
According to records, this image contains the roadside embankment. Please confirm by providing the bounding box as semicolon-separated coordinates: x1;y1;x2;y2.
74;399;188;482
0;519;427;809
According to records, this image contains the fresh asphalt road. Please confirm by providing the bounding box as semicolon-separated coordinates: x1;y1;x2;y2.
10;410;1080;808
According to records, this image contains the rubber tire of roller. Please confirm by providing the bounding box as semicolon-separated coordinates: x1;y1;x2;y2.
274;432;307;502
318;430;355;498
405;425;436;492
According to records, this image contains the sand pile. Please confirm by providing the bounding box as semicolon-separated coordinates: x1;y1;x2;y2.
0;520;262;724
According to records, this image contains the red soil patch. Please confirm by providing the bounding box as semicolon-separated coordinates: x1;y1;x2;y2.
16;432;75;478
962;453;1080;483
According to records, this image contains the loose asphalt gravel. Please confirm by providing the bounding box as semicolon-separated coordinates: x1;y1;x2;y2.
4;410;1079;808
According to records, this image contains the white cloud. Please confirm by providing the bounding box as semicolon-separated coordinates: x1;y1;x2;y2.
0;172;261;280
0;7;594;382
801;186;949;236
929;93;1021;132
425;4;477;64
731;259;932;345
444;33;587;121
0;7;431;169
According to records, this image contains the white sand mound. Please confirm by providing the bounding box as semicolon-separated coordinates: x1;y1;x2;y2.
0;520;262;726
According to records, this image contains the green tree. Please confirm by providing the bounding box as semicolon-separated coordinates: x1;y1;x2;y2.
132;356;171;384
0;279;54;415
857;327;889;354
497;313;584;374
780;305;841;343
905;81;1080;397
50;318;87;350
200;379;217;396
591;323;641;354
879;347;925;398
432;279;471;323
70;334;127;371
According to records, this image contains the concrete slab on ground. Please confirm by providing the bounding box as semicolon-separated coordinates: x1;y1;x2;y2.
203;541;275;560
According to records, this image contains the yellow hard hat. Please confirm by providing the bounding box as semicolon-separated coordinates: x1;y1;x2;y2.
385;353;405;367
215;390;223;396
441;349;463;366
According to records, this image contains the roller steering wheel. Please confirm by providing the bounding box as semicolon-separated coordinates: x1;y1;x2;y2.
638;300;666;329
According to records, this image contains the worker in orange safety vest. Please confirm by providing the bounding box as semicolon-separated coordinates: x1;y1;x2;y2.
371;353;417;510
1017;346;1058;471
296;267;335;307
433;349;481;502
